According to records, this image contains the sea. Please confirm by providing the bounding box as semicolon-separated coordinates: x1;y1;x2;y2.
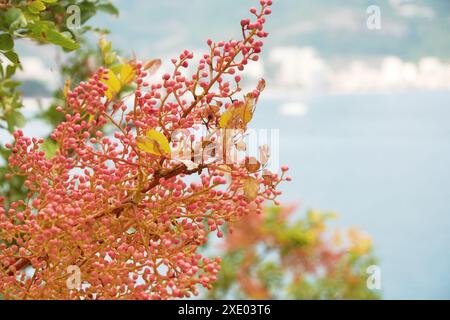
2;90;449;299
252;90;450;299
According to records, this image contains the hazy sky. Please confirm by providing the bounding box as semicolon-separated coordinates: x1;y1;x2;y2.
13;0;450;96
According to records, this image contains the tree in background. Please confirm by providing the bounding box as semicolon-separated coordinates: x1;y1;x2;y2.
0;0;119;203
209;206;380;300
0;0;119;131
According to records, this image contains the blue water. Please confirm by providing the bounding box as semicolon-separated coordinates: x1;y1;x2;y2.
252;91;450;299
4;91;449;299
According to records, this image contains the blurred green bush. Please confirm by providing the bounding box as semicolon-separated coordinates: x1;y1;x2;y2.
208;206;381;300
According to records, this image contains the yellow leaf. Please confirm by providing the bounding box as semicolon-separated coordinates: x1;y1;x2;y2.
347;228;372;255
243;177;259;202
219;94;255;129
102;64;135;98
119;63;135;85
242;94;255;124
308;210;323;224
219;108;234;128
136;130;171;156
99;38;112;54
63;79;71;98
101;69;121;99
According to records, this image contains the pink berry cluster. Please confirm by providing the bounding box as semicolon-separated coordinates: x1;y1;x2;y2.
0;0;289;299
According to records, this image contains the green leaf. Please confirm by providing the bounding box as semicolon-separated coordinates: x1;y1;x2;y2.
4;8;27;29
0;34;14;51
42;140;58;158
28;1;46;14
3;80;21;89
30;22;79;50
13;111;26;128
41;0;58;3
97;3;119;16
5;65;16;78
6;111;26;132
29;21;48;38
3;50;19;64
78;2;97;24
47;29;79;50
4;8;21;24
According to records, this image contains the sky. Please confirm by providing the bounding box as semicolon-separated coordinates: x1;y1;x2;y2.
12;0;450;98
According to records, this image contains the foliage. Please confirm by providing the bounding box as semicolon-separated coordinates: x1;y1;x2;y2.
208;206;380;300
0;0;118;132
0;0;118;204
0;1;286;299
39;37;125;130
